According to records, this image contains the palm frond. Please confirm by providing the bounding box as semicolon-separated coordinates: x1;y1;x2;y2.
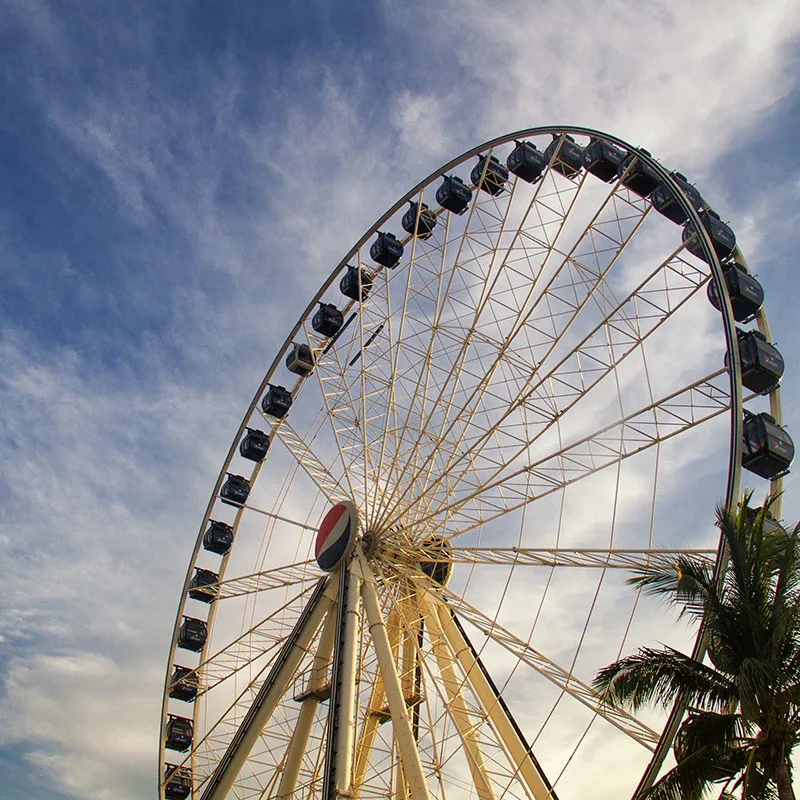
645;738;751;800
743;767;778;800
675;710;750;760
594;646;737;711
770;527;800;657
630;555;714;602
599;492;800;800
737;657;777;722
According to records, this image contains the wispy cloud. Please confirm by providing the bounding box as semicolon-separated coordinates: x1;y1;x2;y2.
1;0;800;797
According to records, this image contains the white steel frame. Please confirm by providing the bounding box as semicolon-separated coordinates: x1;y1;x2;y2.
159;127;786;800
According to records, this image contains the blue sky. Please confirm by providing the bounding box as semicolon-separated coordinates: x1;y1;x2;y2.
2;1;800;798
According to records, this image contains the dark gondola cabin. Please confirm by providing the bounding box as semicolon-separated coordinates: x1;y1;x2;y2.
617;150;661;197
402;201;437;239
436;175;472;214
673;717;736;781
742;412;794;479
312;303;345;337
419;536;454;587
164;765;192;800
169;666;199;702
543;134;584;178
189;568;219;603
220;473;250;506
203;520;234;554
726;329;784;395
178;616;207;652
507;140;546;183
240;428;270;462
683;209;736;262
285;343;315;376
165;715;193;752
650;172;703;224
707;262;764;322
582;139;626;182
650;172;703;225
370;232;404;268
340;266;373;301
744;504;783;536
470;155;508;196
261;384;293;418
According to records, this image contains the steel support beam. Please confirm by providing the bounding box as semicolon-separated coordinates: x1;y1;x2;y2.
276;607;338;799
201;575;337;800
429;595;556;800
423;599;497;800
322;562;362;800
355;551;432;800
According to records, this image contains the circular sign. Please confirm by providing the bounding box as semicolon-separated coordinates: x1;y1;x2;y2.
315;500;360;572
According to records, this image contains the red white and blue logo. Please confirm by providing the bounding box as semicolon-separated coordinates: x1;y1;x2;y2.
315;500;360;572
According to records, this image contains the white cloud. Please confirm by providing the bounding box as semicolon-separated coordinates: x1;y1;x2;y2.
0;651;160;799
3;1;800;798
392;0;800;165
0;327;231;796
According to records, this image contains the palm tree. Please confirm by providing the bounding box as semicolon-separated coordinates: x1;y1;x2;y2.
594;494;800;800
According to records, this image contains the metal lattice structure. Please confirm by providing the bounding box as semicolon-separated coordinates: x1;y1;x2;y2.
159;127;789;800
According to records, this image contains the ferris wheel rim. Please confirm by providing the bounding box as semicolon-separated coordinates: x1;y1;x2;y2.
158;125;787;800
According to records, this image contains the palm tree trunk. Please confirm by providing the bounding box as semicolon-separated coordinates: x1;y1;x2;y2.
774;758;795;800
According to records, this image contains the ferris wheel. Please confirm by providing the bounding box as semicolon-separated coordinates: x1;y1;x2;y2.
158;126;793;800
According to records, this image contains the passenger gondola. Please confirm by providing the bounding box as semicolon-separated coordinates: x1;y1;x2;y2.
582;138;626;182
340;266;373;301
285;343;315;375
617;149;661;197
436;175;472;214
261;384;293;418
169;665;199;702
544;134;584;178
726;329;784;394
177;617;207;652
239;428;270;462
470;154;508;196
203;520;234;554
188;568;219;603
683;209;736;261
370;232;403;267
312;303;345;337
220;473;251;506
402;201;437;239
742;412;794;479
507;140;546;183
164;765;192;800
707;262;763;322
165;715;193;752
650;172;703;224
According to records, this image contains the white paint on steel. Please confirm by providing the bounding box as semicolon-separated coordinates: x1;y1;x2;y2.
429;595;555;800
276;607;338;800
201;575;338;800
434;582;659;749
424;599;498;800
355;550;432;800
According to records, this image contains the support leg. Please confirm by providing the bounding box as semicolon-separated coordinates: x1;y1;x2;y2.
277;607;338;799
322;563;362;800
423;601;497;800
427;593;557;800
202;576;338;800
355;551;432;800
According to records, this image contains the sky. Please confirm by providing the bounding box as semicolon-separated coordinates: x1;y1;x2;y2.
2;1;800;799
